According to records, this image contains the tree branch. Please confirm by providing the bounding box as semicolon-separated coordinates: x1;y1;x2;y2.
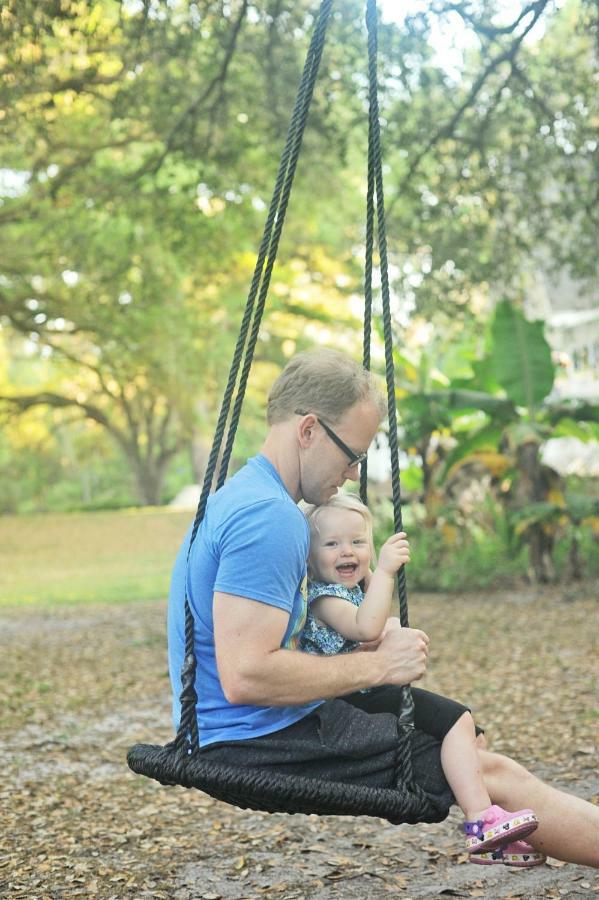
433;0;545;38
0;391;130;448
134;0;249;178
387;0;550;217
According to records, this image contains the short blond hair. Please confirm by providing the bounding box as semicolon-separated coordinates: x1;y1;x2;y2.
303;492;376;574
267;349;386;425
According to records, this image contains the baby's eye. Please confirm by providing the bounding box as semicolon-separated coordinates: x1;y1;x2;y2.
324;540;337;547
353;539;367;545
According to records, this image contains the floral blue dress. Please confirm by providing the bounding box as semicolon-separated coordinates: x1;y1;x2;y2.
299;581;364;656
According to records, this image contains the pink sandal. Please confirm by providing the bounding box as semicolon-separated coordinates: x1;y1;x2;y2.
469;840;546;868
464;805;538;854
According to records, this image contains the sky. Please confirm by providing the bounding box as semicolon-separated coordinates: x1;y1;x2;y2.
379;0;478;77
377;0;551;75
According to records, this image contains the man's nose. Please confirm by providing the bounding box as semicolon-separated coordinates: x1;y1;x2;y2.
344;464;361;483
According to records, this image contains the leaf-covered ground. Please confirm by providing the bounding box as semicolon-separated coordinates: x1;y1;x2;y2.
2;585;598;899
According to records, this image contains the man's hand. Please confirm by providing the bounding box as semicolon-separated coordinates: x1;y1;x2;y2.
374;618;429;685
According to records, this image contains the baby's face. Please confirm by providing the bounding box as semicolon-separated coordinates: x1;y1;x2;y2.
309;507;371;588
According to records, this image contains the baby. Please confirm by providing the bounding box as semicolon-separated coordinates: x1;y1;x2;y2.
299;493;545;868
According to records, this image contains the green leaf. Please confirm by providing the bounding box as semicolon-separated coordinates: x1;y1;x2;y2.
426;389;515;418
509;502;565;534
399;463;423;492
490;301;555;412
551;417;598;441
441;424;505;479
393;351;420;384
564;493;599;524
466;357;504;394
546;402;599;426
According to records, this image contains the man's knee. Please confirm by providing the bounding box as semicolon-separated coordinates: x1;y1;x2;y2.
475;731;488;750
480;749;532;786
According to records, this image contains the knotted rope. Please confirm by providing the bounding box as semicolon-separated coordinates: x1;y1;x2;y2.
175;0;334;755
177;0;415;757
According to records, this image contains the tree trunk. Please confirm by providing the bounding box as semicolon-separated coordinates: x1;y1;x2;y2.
516;441;556;584
567;533;584;581
132;458;167;506
420;435;438;526
190;428;210;483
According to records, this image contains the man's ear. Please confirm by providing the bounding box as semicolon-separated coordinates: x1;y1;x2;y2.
297;413;317;449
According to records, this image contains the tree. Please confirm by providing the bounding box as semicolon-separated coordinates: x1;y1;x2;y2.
0;0;368;505
1;0;597;510
380;0;599;321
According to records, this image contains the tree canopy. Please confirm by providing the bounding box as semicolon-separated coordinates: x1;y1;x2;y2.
1;0;597;508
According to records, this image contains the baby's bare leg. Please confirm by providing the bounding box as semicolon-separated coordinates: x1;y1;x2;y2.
441;711;492;820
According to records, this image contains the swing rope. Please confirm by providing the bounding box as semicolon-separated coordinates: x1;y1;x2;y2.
364;0;415;732
127;0;444;826
175;0;334;756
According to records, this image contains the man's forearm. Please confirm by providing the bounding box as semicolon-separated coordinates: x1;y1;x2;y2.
230;645;389;706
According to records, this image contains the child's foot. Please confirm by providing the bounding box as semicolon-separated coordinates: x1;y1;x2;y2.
464;805;538;854
469;840;546;868
502;841;547;868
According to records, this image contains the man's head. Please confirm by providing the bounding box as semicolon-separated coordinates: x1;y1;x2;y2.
267;349;386;426
266;350;386;505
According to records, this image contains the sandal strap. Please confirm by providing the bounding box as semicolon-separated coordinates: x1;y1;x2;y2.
463;819;485;837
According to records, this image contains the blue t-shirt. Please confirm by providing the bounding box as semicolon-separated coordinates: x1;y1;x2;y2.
300;581;363;656
167;454;321;747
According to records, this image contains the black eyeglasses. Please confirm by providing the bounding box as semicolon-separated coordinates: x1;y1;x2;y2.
295;410;368;468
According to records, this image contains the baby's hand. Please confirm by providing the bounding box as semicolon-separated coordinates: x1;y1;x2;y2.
377;532;410;576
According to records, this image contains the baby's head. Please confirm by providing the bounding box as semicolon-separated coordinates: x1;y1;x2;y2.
304;493;375;588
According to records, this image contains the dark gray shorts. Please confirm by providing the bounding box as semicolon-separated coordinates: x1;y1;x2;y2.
202;687;475;813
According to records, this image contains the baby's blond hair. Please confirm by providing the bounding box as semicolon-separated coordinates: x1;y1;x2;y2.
303;493;376;578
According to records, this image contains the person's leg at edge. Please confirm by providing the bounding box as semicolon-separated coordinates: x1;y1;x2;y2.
480;749;599;867
475;732;487;750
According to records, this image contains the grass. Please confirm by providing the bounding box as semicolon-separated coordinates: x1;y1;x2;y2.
2;504;596;607
0;507;192;607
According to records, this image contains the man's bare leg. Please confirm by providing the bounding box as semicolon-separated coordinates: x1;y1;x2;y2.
480;749;599;867
475;732;487;750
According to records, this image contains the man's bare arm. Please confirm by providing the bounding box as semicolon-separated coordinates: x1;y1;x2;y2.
213;592;429;706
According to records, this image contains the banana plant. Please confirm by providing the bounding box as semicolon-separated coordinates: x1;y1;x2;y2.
438;301;598;581
511;493;599;581
393;329;515;521
391;302;598;580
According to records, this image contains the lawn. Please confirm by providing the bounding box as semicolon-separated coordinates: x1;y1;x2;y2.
0;507;192;606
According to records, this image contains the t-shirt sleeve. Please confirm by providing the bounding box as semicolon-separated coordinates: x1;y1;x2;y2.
214;499;308;613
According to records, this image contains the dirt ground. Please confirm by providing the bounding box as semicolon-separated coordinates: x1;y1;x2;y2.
1;585;598;899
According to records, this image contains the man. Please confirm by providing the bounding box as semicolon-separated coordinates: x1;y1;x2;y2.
168;349;599;866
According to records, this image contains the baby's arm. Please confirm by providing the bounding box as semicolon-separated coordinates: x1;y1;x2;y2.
310;533;410;642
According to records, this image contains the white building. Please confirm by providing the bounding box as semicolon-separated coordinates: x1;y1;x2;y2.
525;266;599;476
525;267;599;402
